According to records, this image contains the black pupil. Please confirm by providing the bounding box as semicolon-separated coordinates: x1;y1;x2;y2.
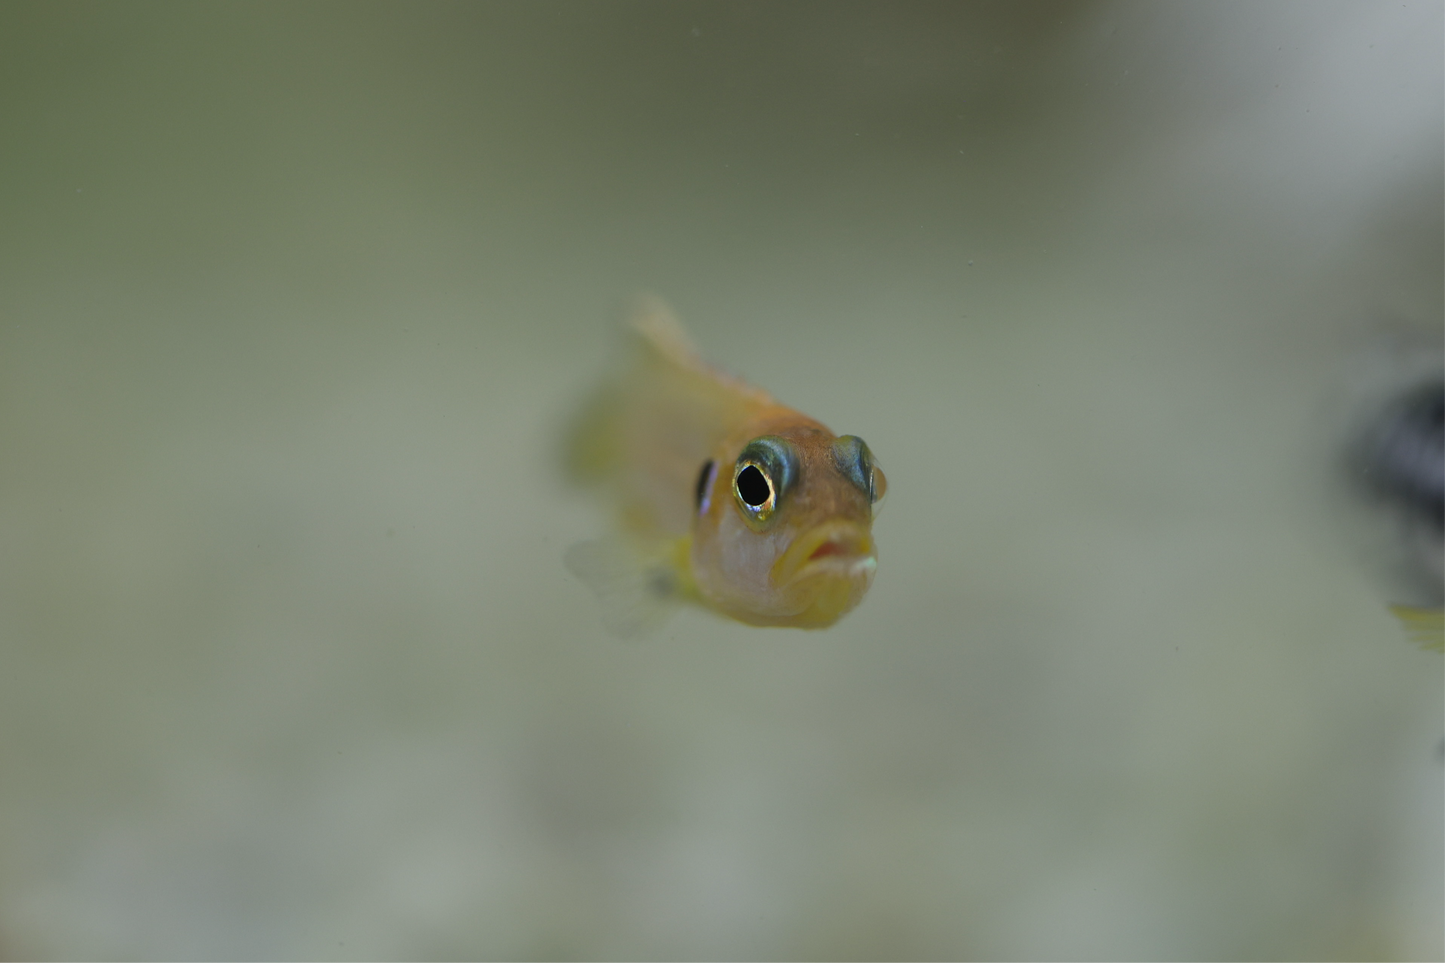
736;465;771;507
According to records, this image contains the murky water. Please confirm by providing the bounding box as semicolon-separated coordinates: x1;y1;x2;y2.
0;2;1440;959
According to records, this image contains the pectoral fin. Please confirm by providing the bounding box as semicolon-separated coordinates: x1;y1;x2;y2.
565;536;691;638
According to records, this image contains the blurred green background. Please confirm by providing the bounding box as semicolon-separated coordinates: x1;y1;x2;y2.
0;2;1440;959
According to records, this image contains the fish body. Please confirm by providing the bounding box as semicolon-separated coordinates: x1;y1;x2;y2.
566;297;885;633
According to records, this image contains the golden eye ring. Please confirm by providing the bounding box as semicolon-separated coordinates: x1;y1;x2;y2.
732;436;796;526
733;460;775;519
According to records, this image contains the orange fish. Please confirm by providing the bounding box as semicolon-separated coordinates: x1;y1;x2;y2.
566;296;886;634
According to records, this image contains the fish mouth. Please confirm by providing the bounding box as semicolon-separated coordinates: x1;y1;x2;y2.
773;519;877;587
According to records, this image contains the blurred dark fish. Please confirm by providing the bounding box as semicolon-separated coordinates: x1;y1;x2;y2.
1341;351;1444;651
566;297;886;635
1350;378;1444;537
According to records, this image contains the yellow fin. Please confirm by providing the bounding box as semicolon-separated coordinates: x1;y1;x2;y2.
625;293;774;407
627;292;706;370
563;294;692;487
567;295;772;536
1389;605;1444;651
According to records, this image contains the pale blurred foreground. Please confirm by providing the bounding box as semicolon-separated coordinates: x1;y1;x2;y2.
0;2;1440;959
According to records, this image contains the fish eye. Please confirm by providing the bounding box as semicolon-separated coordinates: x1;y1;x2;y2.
694;459;717;515
733;461;775;521
733;436;797;525
869;463;888;517
833;435;885;513
736;465;771;506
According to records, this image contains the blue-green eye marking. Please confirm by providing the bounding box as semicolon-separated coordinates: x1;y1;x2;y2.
833;435;880;502
733;436;797;523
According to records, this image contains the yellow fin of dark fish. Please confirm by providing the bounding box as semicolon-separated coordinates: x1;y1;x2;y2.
564;535;692;638
1389;605;1444;651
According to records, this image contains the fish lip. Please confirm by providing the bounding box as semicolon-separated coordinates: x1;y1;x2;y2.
772;519;875;586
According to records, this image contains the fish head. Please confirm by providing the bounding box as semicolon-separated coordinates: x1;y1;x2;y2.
691;425;886;627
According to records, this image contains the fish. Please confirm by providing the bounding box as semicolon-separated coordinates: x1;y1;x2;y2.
1389;605;1444;652
1338;343;1443;652
565;295;886;635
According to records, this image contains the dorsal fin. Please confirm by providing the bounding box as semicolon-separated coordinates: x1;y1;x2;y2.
628;292;705;370
626;293;775;406
567;295;778;536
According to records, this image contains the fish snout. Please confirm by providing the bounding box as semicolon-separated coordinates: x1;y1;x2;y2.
773;520;877;587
